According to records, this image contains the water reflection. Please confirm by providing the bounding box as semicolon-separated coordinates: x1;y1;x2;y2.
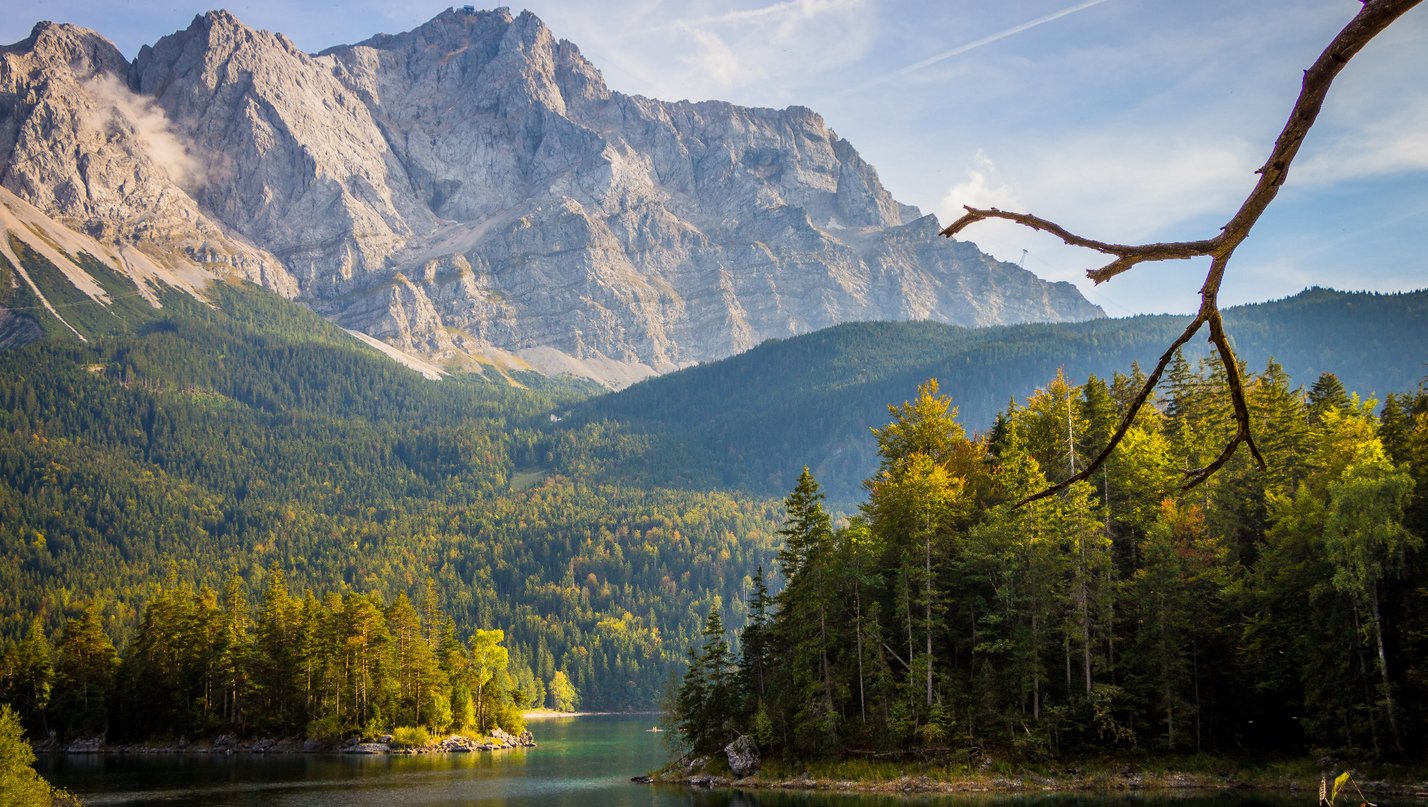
32;717;1399;807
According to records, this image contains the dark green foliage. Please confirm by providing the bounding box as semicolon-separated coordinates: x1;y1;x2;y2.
674;361;1427;762
50;604;117;739
563;288;1428;502
0;276;780;713
675;606;735;756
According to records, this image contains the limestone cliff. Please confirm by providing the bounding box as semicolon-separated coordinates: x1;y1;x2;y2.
1;8;1102;386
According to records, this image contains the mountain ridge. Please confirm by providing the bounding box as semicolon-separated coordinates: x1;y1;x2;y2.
1;6;1101;387
560;286;1428;502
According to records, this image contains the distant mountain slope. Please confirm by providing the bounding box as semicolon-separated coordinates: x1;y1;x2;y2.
2;8;1100;388
0;249;780;709
562;288;1428;502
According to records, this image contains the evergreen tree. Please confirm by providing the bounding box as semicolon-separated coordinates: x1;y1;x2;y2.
675;605;734;755
736;567;774;711
0;618;52;734
50;604;118;739
387;593;443;729
1308;372;1353;426
772;469;841;752
251;568;299;732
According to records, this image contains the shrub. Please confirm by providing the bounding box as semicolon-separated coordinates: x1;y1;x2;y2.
391;726;431;749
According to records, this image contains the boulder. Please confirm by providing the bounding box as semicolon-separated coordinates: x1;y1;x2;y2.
724;734;760;778
346;742;391;754
66;736;104;753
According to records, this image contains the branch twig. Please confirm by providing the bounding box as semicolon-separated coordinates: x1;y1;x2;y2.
941;0;1422;505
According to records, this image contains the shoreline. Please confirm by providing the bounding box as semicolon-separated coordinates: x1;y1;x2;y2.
36;727;536;756
40;710;657;754
653;759;1428;799
520;709;659;721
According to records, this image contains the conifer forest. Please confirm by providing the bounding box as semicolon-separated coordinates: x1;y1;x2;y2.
674;359;1428;761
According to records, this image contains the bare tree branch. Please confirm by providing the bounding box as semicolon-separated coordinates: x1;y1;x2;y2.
940;0;1423;506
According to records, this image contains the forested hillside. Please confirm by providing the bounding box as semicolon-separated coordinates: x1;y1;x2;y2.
0;266;781;722
675;360;1428;759
563;288;1428;502
2;234;1425;747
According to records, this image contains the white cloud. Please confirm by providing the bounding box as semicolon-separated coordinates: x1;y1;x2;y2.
1031;136;1257;241
938;136;1256;245
553;0;871;104
941;150;1022;214
83;75;204;188
1294;97;1428;185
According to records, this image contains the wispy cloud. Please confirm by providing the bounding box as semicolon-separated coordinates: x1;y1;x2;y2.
567;0;871;103
867;0;1115;87
659;0;864;31
1294;97;1428;186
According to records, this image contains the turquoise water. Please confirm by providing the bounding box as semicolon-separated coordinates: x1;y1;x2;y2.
31;716;1386;807
37;715;675;806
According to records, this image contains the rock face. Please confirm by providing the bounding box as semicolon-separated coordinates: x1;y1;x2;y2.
1;8;1102;385
0;21;297;294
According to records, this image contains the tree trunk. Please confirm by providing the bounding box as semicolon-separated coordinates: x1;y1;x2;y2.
1032;611;1041;720
855;584;866;724
1368;582;1403;752
925;531;934;708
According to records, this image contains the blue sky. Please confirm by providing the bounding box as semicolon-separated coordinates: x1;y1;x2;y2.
4;1;1426;316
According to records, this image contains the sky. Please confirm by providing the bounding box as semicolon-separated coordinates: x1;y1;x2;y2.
4;0;1426;316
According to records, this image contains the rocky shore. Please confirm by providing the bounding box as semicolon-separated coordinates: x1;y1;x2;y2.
36;727;536;755
645;737;1428;800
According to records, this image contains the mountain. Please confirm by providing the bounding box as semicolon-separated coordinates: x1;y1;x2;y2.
560;288;1428;502
1;8;1100;387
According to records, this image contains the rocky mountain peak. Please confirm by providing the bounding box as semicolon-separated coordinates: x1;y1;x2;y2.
2;21;128;79
1;6;1103;388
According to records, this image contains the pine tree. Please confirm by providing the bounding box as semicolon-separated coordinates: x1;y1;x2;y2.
387;593;442;729
251;568;299;732
736;566;774;710
1308;372;1352;426
675;604;734;755
3;618;52;734
217;576;253;729
773;470;841;752
50;603;118;739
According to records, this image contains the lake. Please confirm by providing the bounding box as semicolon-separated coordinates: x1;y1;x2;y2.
32;715;1364;807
